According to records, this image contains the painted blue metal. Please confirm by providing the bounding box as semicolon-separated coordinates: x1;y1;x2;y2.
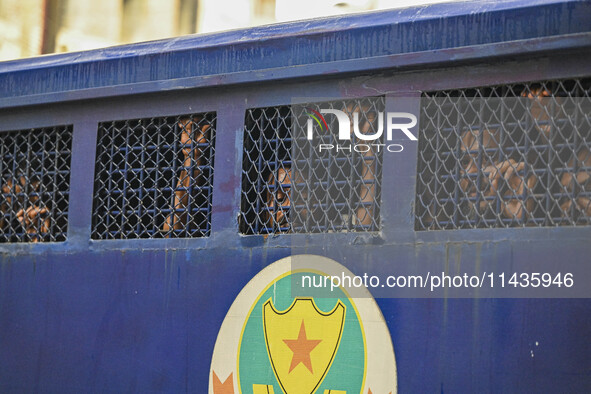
0;0;590;108
0;0;590;392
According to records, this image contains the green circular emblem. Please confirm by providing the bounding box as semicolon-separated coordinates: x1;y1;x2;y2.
209;255;396;394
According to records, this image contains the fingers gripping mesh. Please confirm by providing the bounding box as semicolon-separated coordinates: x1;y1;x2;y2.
416;79;591;230
0;125;72;243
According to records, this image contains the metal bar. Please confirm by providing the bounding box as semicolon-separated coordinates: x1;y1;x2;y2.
154;123;163;236
137;121;146;236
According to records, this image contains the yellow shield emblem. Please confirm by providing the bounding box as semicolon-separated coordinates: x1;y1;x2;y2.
263;298;346;394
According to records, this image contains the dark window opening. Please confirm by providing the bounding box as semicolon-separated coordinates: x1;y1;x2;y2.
416;79;591;230
241;97;384;235
0;125;72;242
92;113;216;239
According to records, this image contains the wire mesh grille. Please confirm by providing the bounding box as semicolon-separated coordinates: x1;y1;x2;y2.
241;97;384;235
0;125;72;242
92;113;216;239
416;79;591;230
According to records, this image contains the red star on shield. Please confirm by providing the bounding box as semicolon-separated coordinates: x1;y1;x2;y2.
283;320;322;373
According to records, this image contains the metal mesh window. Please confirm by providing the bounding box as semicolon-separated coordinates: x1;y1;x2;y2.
416;79;591;230
92;113;216;239
0;125;72;243
241;97;384;235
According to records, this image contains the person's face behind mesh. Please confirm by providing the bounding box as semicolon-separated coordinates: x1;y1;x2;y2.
265;167;291;231
0;176;36;206
522;86;554;140
178;117;210;158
